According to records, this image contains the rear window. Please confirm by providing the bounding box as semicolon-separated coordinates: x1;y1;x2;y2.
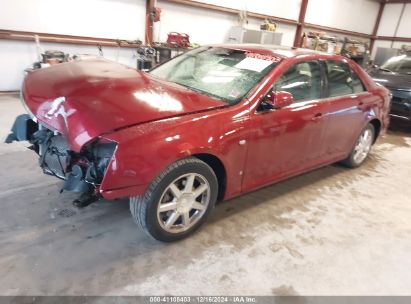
326;61;365;97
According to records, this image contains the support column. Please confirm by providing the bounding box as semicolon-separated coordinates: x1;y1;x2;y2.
293;0;309;48
369;2;385;55
146;0;155;45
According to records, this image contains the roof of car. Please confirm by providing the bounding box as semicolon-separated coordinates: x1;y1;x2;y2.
212;43;333;59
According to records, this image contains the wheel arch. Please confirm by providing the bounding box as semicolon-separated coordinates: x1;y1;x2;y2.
368;118;381;144
192;153;227;202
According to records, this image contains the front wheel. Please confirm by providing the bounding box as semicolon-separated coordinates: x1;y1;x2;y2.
130;157;218;242
341;123;375;168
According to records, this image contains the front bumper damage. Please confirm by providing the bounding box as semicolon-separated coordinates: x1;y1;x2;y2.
5;114;116;207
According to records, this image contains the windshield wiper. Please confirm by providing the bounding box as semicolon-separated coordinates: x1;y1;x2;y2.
178;83;205;94
175;82;230;103
379;67;394;73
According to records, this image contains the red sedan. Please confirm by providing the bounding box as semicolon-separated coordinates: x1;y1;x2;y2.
6;45;391;241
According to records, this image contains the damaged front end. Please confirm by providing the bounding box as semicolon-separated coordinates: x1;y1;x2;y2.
5;114;117;207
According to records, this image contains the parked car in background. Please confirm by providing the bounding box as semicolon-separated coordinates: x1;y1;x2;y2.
5;45;390;241
368;54;411;123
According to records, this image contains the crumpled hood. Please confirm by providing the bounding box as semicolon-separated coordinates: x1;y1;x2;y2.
23;58;226;151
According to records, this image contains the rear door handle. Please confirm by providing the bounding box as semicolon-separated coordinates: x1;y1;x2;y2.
312;113;323;121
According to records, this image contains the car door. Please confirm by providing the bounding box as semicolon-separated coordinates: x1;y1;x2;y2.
320;60;369;159
242;60;329;192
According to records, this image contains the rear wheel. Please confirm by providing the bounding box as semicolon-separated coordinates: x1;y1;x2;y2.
130;157;218;242
341;123;375;168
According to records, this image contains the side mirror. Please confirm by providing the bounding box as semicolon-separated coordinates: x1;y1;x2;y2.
265;91;293;109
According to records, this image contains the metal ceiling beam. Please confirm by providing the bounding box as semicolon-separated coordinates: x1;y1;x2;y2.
303;23;372;39
0;29;141;48
369;1;385;53
377;36;411;42
293;0;309;47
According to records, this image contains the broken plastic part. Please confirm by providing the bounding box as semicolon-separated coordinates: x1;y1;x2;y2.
4;114;38;143
63;165;93;193
73;192;100;208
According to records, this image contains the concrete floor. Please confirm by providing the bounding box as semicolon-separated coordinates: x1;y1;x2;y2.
1;94;411;296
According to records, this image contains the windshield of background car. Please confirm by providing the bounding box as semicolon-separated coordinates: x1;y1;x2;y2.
381;55;411;75
150;47;281;104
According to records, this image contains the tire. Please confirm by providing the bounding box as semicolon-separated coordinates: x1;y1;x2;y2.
341;123;375;168
130;157;218;242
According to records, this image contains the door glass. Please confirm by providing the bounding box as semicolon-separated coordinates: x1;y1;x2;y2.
326;61;365;97
274;61;322;102
350;69;366;93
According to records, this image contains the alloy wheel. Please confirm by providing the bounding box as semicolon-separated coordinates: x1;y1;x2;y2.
157;173;211;234
353;127;373;164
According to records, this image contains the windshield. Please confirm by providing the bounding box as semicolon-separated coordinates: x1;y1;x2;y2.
381;55;411;75
150;47;280;104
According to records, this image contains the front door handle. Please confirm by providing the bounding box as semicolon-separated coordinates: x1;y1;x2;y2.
312;113;323;121
358;101;366;110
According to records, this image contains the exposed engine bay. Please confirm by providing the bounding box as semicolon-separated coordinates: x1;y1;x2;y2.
5;114;116;207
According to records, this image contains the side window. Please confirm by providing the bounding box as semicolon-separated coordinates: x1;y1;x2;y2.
325;61;365;97
350;69;366;94
274;61;322;102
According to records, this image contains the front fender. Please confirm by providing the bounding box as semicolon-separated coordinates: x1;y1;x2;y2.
99;108;249;199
